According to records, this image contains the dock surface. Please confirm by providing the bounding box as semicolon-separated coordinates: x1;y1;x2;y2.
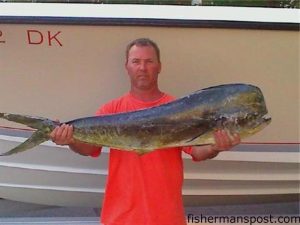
0;199;299;225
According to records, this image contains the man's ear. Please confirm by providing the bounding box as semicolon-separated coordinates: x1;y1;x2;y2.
125;61;129;72
158;62;162;73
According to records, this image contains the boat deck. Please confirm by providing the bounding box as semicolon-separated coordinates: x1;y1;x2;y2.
1;217;299;225
0;199;299;225
0;217;100;225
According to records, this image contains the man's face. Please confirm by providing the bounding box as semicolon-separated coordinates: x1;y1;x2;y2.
125;45;161;91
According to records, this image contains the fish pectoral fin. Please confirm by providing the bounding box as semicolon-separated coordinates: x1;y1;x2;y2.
134;149;149;156
185;133;215;146
185;130;207;143
0;130;49;156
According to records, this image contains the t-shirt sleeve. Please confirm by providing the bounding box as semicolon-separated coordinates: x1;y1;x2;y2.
182;146;201;162
96;99;117;115
96;103;111;116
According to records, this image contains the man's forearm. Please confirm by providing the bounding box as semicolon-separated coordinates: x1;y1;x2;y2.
190;145;219;161
69;141;100;156
190;130;240;161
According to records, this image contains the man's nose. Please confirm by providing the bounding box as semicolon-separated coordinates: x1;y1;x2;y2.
139;62;147;71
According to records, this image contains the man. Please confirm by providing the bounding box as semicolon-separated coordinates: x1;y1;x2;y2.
50;38;240;225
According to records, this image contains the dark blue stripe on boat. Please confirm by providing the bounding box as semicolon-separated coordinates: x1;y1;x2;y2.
0;16;299;31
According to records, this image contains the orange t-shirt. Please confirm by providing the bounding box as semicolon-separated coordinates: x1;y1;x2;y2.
93;92;191;225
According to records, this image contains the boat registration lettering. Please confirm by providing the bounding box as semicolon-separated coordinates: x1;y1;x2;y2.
27;30;63;47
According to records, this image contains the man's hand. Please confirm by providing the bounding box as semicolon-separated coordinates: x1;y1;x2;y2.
50;123;74;146
190;130;240;161
49;122;101;156
211;129;241;152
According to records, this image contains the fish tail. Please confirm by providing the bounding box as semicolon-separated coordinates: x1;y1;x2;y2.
0;130;50;156
0;113;59;156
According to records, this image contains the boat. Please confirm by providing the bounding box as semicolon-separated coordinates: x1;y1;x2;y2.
0;2;299;207
0;127;299;207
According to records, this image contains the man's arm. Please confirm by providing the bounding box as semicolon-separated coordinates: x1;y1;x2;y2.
190;130;240;161
50;124;100;156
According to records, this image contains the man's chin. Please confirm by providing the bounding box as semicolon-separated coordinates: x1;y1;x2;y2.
136;81;151;89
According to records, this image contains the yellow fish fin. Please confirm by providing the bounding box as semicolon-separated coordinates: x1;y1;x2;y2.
134;149;150;156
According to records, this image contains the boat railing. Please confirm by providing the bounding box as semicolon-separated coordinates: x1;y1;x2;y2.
1;0;299;8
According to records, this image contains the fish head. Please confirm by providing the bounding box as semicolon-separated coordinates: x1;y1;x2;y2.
238;86;271;135
235;112;271;138
215;85;272;138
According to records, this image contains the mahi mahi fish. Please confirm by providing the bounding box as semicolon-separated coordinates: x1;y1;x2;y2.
0;83;271;156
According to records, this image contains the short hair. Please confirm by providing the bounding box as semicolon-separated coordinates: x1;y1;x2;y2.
126;38;161;63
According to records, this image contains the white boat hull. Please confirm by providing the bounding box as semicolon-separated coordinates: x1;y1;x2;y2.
0;130;299;207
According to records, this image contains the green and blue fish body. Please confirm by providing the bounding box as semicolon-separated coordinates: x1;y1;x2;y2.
0;83;271;156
